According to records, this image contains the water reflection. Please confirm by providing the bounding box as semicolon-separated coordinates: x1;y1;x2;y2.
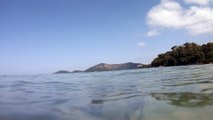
90;97;144;120
151;92;213;107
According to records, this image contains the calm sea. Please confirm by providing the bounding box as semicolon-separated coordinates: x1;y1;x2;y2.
0;64;213;120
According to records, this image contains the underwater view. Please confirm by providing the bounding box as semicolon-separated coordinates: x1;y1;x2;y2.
0;64;213;120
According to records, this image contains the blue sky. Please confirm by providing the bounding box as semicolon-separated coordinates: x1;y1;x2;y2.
0;0;213;75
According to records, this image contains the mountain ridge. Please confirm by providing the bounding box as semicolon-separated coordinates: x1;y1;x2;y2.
54;62;145;74
85;62;143;72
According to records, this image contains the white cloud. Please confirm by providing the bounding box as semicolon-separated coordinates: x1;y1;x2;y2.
147;29;159;36
147;0;213;36
138;42;146;48
184;0;213;5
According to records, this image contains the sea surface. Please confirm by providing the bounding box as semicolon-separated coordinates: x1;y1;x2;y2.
0;64;213;120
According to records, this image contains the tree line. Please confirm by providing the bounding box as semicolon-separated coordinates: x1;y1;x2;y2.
151;42;213;67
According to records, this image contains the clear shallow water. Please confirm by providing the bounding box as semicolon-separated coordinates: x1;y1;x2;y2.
0;64;213;120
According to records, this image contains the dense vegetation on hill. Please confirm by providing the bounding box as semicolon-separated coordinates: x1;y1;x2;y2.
151;42;213;67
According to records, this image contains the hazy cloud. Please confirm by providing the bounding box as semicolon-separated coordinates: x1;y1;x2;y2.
147;0;213;36
138;42;146;48
184;0;213;5
147;29;159;36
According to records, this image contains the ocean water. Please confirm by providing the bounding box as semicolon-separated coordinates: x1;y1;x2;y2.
0;64;213;120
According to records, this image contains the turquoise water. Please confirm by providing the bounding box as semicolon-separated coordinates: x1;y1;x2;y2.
0;64;213;120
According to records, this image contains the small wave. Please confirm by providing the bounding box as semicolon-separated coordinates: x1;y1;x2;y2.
91;93;144;104
151;92;213;107
163;81;213;87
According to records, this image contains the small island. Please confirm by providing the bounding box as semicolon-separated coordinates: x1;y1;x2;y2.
53;70;71;74
72;70;83;73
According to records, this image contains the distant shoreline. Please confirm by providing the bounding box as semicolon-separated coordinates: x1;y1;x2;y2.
54;63;213;74
54;42;213;74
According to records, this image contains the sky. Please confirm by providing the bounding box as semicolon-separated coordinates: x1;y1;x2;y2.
0;0;213;75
